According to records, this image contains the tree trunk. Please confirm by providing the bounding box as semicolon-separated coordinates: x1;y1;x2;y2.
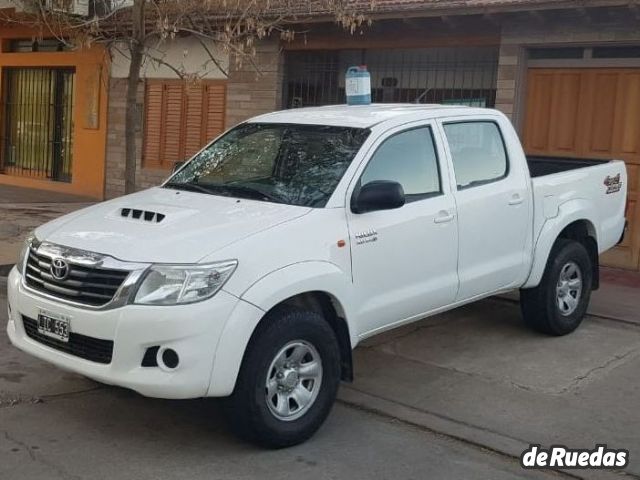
124;0;145;194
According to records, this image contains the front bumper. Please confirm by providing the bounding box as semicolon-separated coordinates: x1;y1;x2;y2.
6;266;247;399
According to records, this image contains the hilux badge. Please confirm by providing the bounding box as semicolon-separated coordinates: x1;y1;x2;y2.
354;229;378;245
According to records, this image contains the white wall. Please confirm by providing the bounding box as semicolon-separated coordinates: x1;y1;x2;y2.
110;36;229;80
0;0;24;11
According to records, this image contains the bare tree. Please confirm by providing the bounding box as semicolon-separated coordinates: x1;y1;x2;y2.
2;0;372;193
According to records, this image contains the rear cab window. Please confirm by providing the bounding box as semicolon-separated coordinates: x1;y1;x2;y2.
442;121;509;189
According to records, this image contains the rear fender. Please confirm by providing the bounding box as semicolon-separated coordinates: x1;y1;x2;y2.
523;199;598;289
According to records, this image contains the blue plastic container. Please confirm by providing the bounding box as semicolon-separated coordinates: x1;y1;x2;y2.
345;65;372;105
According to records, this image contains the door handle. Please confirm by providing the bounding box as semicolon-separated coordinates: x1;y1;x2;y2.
434;211;455;224
509;194;524;206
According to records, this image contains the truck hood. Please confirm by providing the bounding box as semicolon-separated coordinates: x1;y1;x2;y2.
35;187;312;263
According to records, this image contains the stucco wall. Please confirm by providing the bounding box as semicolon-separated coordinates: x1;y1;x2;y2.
109;37;228;80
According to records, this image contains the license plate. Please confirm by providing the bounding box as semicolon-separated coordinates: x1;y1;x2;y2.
37;311;71;343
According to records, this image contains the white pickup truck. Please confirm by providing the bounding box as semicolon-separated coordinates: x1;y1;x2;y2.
6;105;627;447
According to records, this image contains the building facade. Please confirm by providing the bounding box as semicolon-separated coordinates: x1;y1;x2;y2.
0;23;109;199
0;1;637;270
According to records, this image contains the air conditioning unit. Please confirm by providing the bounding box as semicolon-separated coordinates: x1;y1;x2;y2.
42;0;90;16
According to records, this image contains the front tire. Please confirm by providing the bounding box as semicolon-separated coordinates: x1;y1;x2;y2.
225;306;341;448
520;239;593;336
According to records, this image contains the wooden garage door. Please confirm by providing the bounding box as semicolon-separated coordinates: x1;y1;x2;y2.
523;68;640;271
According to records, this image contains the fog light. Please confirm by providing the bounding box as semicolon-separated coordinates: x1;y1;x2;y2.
157;347;179;370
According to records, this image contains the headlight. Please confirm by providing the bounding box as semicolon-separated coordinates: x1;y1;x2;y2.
17;233;36;275
134;261;238;306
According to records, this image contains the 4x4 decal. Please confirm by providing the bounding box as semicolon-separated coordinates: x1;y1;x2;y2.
604;174;622;194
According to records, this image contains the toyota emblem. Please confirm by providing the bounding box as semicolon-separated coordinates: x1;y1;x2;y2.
50;258;69;281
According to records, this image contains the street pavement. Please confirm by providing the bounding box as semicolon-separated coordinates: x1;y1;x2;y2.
0;294;566;480
2;285;639;479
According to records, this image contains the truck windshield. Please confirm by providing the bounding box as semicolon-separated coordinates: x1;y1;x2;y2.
165;123;370;208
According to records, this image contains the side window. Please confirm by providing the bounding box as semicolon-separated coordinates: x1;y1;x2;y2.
360;127;441;201
443;122;508;189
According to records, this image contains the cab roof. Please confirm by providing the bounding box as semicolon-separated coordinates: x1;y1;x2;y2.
249;104;492;129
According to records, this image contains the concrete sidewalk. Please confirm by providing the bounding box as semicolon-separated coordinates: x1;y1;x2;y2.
0;184;94;204
339;287;640;479
0;185;94;269
500;267;640;327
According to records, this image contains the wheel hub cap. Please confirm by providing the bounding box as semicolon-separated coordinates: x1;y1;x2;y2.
556;261;583;317
280;370;299;390
265;340;323;422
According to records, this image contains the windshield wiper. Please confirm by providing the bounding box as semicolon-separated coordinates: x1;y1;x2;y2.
164;182;219;195
222;184;285;203
165;182;285;204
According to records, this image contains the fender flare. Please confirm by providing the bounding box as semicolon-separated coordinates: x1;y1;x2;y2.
207;261;355;397
523;199;598;289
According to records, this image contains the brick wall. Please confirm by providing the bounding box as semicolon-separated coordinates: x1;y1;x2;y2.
495;16;640;129
225;39;284;128
104;79;173;199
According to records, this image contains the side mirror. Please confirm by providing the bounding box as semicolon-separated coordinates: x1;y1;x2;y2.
172;161;186;174
352;180;405;214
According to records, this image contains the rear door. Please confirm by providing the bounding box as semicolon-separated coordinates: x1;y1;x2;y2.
440;117;531;301
347;123;459;336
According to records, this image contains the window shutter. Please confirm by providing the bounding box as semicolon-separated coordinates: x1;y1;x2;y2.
183;84;205;158
143;80;227;169
161;83;185;165
203;83;227;142
142;83;164;168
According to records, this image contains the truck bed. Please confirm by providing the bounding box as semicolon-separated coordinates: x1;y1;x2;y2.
528;155;627;258
527;156;609;178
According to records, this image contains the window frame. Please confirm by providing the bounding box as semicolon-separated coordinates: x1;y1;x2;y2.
441;119;510;191
351;125;444;210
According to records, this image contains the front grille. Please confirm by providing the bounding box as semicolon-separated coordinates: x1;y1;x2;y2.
22;316;114;364
24;249;130;307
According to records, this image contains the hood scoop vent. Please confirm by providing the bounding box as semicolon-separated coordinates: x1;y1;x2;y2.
120;208;166;223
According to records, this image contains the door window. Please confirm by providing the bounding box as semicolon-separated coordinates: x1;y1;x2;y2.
443;121;508;189
360;127;441;202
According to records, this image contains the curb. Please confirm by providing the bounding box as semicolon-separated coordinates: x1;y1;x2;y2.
337;386;632;480
0;264;14;276
2;202;94;209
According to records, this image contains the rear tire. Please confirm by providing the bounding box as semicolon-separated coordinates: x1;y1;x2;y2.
520;239;593;336
225;306;341;448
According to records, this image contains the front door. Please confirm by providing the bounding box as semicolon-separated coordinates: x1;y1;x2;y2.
523;68;640;270
1;67;75;182
441;119;531;301
348;125;459;336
